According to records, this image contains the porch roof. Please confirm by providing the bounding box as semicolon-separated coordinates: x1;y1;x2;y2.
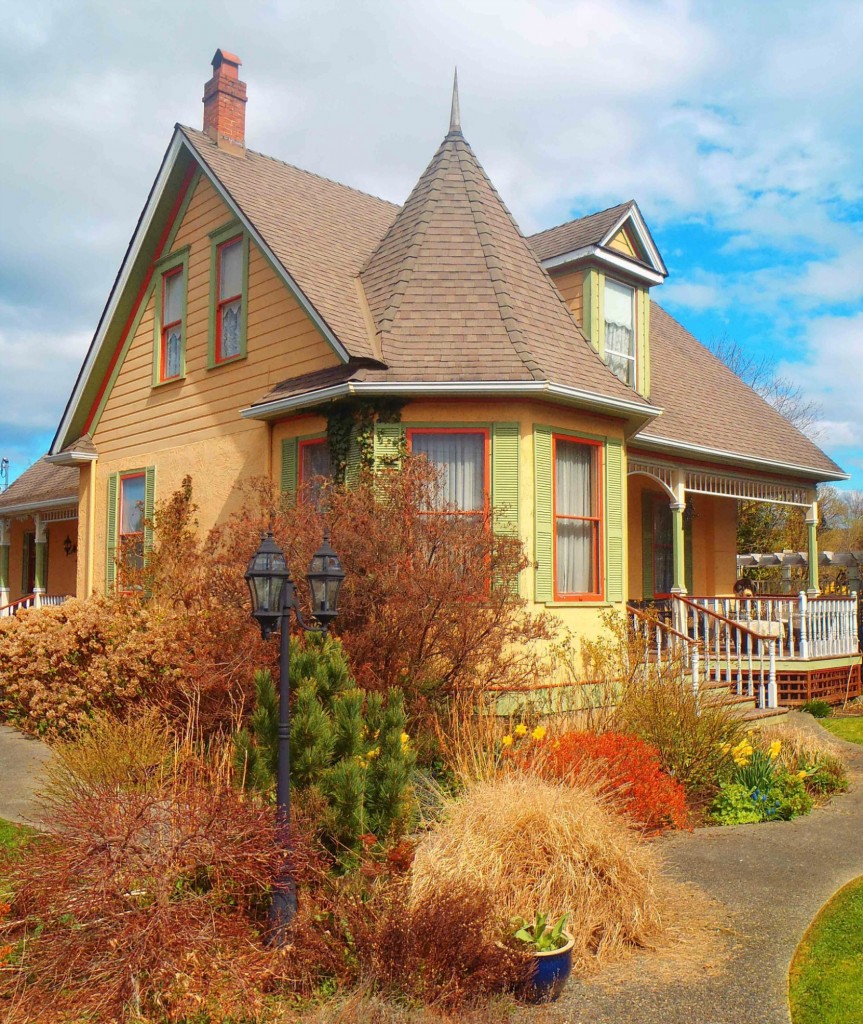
0;458;79;516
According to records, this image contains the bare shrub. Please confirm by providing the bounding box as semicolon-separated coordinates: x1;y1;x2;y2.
0;717;298;1023
410;777;661;970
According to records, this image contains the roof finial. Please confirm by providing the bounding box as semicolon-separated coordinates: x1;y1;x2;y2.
449;67;462;136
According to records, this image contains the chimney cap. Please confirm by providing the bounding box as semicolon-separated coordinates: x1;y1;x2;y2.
212;49;242;69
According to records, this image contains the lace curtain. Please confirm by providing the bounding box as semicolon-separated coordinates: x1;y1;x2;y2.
555;441;595;594
411;432;484;512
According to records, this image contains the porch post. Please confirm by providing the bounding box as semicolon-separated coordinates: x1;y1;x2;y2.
670;470;687;632
0;517;9;609
805;501;820;597
33;514;47;607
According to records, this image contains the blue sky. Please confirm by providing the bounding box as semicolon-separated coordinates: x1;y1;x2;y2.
2;0;862;487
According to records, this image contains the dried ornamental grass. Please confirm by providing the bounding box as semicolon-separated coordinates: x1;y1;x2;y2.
410;777;661;969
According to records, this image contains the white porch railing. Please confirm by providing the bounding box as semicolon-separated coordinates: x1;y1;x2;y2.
673;596;778;709
0;594;69;617
680;593;859;659
628;603;702;697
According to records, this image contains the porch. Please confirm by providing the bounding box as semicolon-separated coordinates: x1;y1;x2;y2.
626;452;862;711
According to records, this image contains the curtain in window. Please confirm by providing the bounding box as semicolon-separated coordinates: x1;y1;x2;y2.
411;432;484;512
219;240;243;359
604;279;635;385
555;441;595;594
165;329;182;378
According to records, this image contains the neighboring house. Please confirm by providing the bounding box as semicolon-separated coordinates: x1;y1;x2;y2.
2;51;858;702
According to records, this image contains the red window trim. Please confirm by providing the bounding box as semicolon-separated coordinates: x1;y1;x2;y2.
215;234;243;364
406;427;490;518
118;471;146;547
298;438;329;488
552;434;603;602
159;266;183;382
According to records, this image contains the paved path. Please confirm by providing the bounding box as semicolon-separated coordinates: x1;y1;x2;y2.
559;713;863;1024
0;724;50;825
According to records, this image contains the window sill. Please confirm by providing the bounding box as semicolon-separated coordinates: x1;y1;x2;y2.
207;354;247;370
543;600;616;609
152;374;186;389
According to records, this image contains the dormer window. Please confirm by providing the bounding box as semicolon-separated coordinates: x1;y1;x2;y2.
604;278;635;386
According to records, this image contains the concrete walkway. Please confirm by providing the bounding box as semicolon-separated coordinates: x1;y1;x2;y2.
0;724;50;825
560;712;863;1024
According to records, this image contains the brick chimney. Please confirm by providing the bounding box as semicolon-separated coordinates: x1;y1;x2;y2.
202;49;247;154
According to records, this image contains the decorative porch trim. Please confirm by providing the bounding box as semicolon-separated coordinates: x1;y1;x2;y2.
628;454;816;507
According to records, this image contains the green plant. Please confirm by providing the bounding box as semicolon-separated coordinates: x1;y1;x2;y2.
709;782;765;824
512;912;570;953
233;634;417;862
801;699;833;719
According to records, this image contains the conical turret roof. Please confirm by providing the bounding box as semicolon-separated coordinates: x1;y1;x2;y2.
359;110;649;402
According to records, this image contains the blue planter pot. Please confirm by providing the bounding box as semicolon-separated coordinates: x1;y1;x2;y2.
522;931;575;1003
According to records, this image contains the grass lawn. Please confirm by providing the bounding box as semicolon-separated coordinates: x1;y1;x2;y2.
789;877;863;1024
821;717;863;745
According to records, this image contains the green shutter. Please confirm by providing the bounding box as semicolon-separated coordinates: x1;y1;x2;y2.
491;423;519;536
492;422;520;595
144;466;156;556
641;493;654;600
604;439;625;603
106;473;119;594
281;438;298;502
373;423;405;470
345;429;363;486
533;425;553;603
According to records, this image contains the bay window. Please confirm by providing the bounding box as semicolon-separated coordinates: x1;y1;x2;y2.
604;278;636;386
554;436;601;599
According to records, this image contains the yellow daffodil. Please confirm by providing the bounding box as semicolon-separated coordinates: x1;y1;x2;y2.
501;735;514;747
367;747;380;760
400;732;410;746
768;740;782;759
531;726;547;742
514;723;528;737
797;769;808;780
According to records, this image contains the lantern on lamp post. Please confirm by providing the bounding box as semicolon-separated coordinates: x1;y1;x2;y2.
245;527;345;943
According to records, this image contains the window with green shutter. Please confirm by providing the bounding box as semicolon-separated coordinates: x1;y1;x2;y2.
604;439;625;603
106;468;155;593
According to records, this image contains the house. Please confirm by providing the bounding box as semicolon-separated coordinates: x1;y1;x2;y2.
2;52;858;704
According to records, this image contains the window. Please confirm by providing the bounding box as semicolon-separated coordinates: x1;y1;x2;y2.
160;267;184;381
604;278;636;386
119;473;146;573
216;235;243;362
408;429;488;518
554;437;601;599
299;439;333;508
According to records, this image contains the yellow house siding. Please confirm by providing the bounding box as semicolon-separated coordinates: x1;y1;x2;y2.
87;172;342;593
607;226;638;258
93;174;339;462
550;268;585;327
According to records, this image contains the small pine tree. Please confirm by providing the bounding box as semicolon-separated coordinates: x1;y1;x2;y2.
233;633;416;861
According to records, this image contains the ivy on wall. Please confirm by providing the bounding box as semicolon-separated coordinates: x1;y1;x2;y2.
325;398;404;483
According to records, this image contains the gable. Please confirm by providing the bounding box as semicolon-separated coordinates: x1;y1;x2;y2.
91;173;339;462
607;225;641;261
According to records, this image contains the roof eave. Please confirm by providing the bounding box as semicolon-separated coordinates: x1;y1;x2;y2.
541;245;666;285
0;496;79;517
241;379;661;431
44;451;98;467
632;435;848;483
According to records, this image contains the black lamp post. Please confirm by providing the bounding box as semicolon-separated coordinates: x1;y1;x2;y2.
245;527;345;943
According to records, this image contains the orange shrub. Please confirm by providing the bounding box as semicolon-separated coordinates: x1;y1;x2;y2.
533;731;690;834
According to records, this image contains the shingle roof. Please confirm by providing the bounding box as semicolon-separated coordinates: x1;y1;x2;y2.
529;202;634;261
637;303;844;477
180;126;398;362
357;131;650;402
0;458;79;512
